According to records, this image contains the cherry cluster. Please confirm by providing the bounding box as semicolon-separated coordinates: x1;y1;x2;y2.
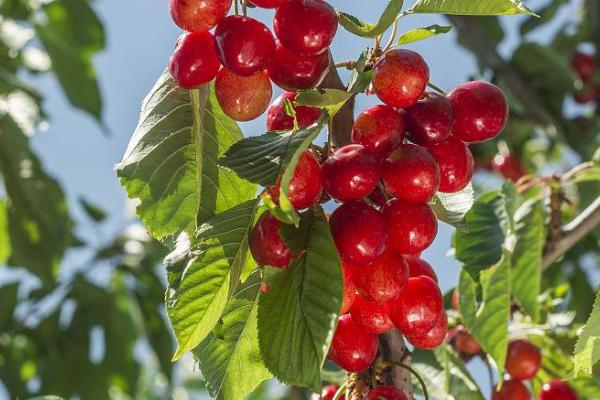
571;51;598;104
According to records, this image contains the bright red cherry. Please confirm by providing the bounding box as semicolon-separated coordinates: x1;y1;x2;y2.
214;15;275;77
251;0;285;8
351;105;405;160
372;49;430;108
539;380;578;400
266;92;321;131
341;260;358;314
454;327;482;355
250;211;293;268
506;339;542;380
329;201;389;266
350;295;393;334
402;92;454;146
322;144;381;202
268;42;330;91
426;137;474;193
491;154;527;182
571;51;596;80
274;0;338;56
448;81;508;143
387;276;444;336
492;380;530;400
382;144;440;203
319;385;344;400
367;386;407;400
405;256;438;282
267;150;323;210
169;31;221;90
406;311;448;350
170;0;232;32
215;68;272;121
353;250;409;304
382;199;438;255
328;314;378;372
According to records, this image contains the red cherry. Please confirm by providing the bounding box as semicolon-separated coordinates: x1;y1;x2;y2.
402;92;454;145
320;385;344;400
353;250;409;304
215;68;272;121
372;49;430;108
367;386;408;400
573;83;597;104
571;51;596;80
170;0;232;32
266;92;321;131
506;339;542;380
382;199;438;255
267;150;323;210
328;314;378;372
321;144;381;202
250;211;293;268
350;295;393;334
454;328;482;355
426;137;474;193
250;0;285;8
169;31;221;90
351;105;405;160
387;276;443;336
214;15;275;77
382;144;440;203
274;0;338;56
448;81;508;143
268;42;330;91
492;380;530;400
341;260;358;314
329;201;389;266
406;311;448;350
405;256;438;282
491;154;527;182
538;380;578;400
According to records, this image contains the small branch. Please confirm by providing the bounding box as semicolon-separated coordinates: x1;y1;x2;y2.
378;330;414;399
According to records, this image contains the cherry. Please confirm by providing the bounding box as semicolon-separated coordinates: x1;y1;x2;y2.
405;256;438;282
387;276;444;337
382;144;440;203
492;380;530;400
215;68;272;121
451;289;460;310
329;201;388;266
402;92;454;146
367;386;407;400
170;0;232;32
353;250;409;304
341;260;358;314
214;15;275;77
491;154;527;182
267;150;323;210
506;339;542;380
274;0;338;56
382;199;438;255
321;144;381;202
266;92;321;131
351;105;405;160
169;31;221;90
328;314;378;372
573;83;597;104
406;311;448;350
571;51;596;80
350;295;393;334
268;41;330;91
250;0;285;8
319;385;343;400
426;137;474;193
372;49;430;108
538;380;578;400
250;211;293;268
454;328;482;355
448;81;508;143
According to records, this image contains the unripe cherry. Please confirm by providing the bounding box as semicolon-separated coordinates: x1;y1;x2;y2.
250;211;293;268
505;339;542;380
169;31;221;90
492;380;530;400
403;92;454;146
215;68;272;121
382;144;440;203
406;311;448;350
351;105;405;160
353;250;409;304
214;15;275;77
329;201;389;267
426;137;474;193
321;144;381;202
383;199;438;255
268;42;330;91
350;295;393;334
328;314;378;372
250;0;285;8
341;260;358;314
170;0;232;32
448;81;508;143
367;386;408;400
491;154;527;182
372;49;430;108
571;51;596;80
538;380;578;400
405;256;438;282
266;92;321;131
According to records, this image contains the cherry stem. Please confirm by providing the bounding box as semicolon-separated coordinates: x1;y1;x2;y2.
381;361;429;400
332;382;348;400
234;0;239;15
427;82;447;95
334;60;357;70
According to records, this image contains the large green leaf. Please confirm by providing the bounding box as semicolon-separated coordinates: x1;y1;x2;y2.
166;199;260;360
409;0;536;16
197;274;271;400
430;183;474;230
257;207;342;391
573;289;600;377
116;71;256;240
338;0;404;38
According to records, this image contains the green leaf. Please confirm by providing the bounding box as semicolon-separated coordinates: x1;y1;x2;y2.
197;274;271;400
295;89;353;117
396;24;452;45
338;0;404;38
0;200;11;264
573;288;600;377
0;283;19;328
409;0;537;16
258;207;342;391
116;71;256;240
167;199;260;360
511;199;544;321
79;197;107;223
459;256;511;377
430;183;474;230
